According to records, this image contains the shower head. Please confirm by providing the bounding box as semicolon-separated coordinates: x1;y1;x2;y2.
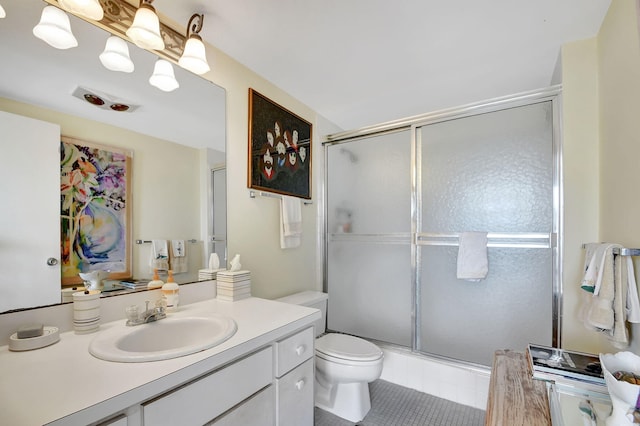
339;148;358;163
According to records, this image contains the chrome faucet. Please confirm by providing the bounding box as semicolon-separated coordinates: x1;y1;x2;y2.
126;300;167;326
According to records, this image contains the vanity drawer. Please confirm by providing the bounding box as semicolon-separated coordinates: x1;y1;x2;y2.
275;358;314;426
208;385;275;426
142;347;273;426
275;326;314;377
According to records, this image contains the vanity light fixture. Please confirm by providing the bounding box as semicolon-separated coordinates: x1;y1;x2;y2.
178;14;210;75
99;36;135;73
0;4;6;19
58;0;103;21
149;59;179;92
126;0;164;51
33;5;78;49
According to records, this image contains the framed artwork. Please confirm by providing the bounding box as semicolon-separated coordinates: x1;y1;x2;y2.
248;88;312;199
60;137;132;285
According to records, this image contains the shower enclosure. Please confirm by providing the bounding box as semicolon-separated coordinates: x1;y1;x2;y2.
324;88;561;367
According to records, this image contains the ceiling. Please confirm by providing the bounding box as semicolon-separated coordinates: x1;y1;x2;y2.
157;0;611;131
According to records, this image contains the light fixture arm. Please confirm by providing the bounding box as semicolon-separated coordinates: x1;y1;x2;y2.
186;14;204;38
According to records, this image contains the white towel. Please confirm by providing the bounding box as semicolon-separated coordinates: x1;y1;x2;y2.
580;243;634;348
626;259;640;323
149;239;169;273
170;240;188;274
280;195;302;249
456;232;488;281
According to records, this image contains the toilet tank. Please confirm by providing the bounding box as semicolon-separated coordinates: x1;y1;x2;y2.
276;291;328;337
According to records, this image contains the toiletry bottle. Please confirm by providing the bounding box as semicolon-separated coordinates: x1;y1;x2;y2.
147;268;164;289
161;270;179;312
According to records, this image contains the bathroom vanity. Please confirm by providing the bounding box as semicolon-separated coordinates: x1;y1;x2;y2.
0;296;319;425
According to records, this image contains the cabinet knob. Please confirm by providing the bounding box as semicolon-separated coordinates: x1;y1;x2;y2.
295;379;305;390
295;345;306;356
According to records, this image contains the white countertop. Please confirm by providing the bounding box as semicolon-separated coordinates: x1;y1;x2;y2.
0;297;320;425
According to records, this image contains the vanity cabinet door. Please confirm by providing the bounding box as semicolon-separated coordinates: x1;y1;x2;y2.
276;358;314;426
142;347;273;425
208;385;275;426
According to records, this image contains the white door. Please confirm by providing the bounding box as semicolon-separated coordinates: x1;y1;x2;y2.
0;111;61;312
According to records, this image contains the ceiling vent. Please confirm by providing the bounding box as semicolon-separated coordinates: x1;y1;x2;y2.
72;86;139;112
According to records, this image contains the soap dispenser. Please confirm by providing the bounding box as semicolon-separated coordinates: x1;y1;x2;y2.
161;270;179;312
147;268;164;289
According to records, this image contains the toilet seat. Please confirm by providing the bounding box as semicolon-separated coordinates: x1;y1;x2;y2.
316;333;383;362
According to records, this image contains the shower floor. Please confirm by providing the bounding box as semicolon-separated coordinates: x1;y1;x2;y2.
314;379;485;426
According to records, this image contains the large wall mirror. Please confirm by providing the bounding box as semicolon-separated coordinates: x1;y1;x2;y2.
0;0;226;313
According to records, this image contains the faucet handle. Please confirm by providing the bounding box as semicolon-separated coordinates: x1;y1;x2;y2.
155;298;167;312
125;304;139;322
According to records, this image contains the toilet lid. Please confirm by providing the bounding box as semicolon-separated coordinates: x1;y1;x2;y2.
316;333;382;362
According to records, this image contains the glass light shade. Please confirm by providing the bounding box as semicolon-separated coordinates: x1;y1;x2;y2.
99;36;134;73
126;4;164;51
32;6;78;50
149;59;179;92
178;35;210;75
0;5;6;19
58;0;103;21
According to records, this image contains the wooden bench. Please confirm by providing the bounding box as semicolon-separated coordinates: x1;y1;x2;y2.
485;349;551;426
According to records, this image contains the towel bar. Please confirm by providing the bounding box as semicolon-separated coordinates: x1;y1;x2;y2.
249;190;312;205
580;244;640;256
136;239;198;244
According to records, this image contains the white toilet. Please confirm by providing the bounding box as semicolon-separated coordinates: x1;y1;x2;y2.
276;291;384;422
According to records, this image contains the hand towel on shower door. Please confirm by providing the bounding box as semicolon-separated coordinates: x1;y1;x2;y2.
456;232;488;281
280;195;302;249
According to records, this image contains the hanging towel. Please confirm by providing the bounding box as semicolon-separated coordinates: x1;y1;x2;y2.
149;239;169;273
584;243;617;331
170;240;188;274
626;258;640;323
580;243;634;348
456;232;488;281
580;243;602;293
280;195;302;249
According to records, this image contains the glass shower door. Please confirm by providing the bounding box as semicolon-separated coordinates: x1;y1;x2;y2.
326;130;413;346
417;101;556;366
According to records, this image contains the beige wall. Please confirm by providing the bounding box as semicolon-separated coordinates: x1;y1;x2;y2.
198;44;328;299
598;0;640;353
562;0;640;353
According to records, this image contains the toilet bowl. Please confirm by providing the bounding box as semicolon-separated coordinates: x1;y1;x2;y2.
276;291;384;422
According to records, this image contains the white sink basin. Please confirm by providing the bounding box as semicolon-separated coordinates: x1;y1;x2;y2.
89;315;237;362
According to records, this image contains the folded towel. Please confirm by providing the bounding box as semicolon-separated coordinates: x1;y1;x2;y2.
170;240;187;274
456;232;488;281
280;195;302;249
149;239;169;273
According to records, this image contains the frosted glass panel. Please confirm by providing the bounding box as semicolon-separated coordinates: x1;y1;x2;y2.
420;102;553;233
327;242;412;346
419;246;552;365
327;130;411;235
418;101;555;365
326;130;412;345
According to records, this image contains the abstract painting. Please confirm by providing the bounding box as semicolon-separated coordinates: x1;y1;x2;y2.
60;137;132;285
